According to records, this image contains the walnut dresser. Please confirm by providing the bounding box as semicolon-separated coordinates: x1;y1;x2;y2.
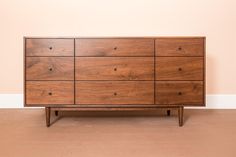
24;37;205;127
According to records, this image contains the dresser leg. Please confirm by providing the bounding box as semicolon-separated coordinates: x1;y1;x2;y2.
55;111;59;116
167;110;171;116
178;106;184;127
45;107;51;127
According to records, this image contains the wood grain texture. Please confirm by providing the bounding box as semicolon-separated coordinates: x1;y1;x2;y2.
155;57;203;80
75;39;154;56
76;57;154;80
26;57;74;80
52;106;180;111
26;81;74;105
155;81;203;105
76;81;154;105
26;39;74;56
24;37;206;127
156;38;204;56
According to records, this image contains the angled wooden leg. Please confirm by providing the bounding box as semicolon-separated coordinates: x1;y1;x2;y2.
45;107;51;127
167;110;171;116
55;111;59;116
178;106;184;127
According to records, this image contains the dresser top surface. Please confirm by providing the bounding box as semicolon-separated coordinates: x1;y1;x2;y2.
24;36;206;39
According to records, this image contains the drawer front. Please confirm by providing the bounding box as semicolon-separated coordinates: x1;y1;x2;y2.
26;81;74;105
26;57;74;80
155;57;203;80
26;39;74;56
75;39;154;56
156;38;204;56
76;81;154;105
155;81;203;105
76;57;154;80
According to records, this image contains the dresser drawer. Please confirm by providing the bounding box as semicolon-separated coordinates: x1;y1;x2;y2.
155;38;204;56
76;57;154;80
26;81;74;105
76;81;154;105
155;81;203;105
26;57;74;80
75;39;154;56
26;39;74;56
155;57;203;80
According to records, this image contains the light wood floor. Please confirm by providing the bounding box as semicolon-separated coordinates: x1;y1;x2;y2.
0;109;236;157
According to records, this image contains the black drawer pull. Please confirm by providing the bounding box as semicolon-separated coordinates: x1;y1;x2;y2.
178;92;182;95
114;47;117;50
114;92;117;96
178;46;182;51
48;92;52;96
114;68;117;71
178;68;182;71
49;68;53;71
49;46;53;50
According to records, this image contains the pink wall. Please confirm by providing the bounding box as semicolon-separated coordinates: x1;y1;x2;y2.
0;0;235;94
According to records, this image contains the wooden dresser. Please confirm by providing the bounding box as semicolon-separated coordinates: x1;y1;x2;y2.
24;37;205;127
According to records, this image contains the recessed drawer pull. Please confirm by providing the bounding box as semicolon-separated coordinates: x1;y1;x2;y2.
48;92;52;96
113;47;117;50
178;46;182;51
114;68;117;71
49;46;53;50
113;92;117;96
178;67;182;71
178;92;182;95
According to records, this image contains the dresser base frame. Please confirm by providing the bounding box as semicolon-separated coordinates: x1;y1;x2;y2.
45;106;184;127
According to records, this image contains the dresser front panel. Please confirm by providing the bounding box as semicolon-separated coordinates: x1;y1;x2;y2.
76;81;154;105
155;38;204;56
24;37;205;107
76;57;154;80
155;81;203;105
26;57;74;80
26;81;74;105
75;39;154;56
26;39;74;56
155;57;203;80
